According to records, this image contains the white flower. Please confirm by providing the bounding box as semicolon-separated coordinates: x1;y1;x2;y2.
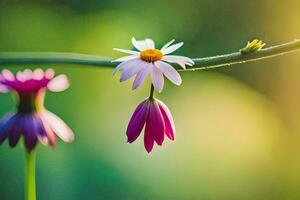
112;37;194;92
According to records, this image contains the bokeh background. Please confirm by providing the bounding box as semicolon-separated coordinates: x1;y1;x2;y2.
0;0;300;199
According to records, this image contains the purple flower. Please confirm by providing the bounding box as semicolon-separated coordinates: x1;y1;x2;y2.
127;98;175;153
0;68;74;150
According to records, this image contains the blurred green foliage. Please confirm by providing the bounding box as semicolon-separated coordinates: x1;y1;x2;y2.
0;0;300;199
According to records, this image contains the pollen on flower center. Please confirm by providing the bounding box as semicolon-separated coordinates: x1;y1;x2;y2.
140;49;163;62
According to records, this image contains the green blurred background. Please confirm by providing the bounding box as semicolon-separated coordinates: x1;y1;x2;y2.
0;0;300;199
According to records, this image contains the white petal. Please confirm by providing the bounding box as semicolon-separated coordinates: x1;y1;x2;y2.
132;37;147;51
132;37;155;51
151;64;164;93
47;74;70;92
113;48;140;55
161;42;184;55
112;54;139;62
144;39;155;49
16;72;25;82
2;69;15;81
22;69;33;81
45;68;55;79
162;55;194;69
33;68;44;80
160;39;175;51
162;55;194;65
0;74;9;92
120;60;149;82
155;61;182;86
0;84;10;93
132;65;151;90
177;62;187;69
41;110;74;142
112;58;140;76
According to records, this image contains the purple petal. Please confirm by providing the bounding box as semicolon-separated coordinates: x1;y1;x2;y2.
158;100;176;140
155;61;182;86
144;125;155;153
151;64;164;93
0;113;17;144
132;66;151;90
8;115;23;147
145;100;165;145
126;100;149;143
22;115;38;150
120;60;148;82
112;58;140;76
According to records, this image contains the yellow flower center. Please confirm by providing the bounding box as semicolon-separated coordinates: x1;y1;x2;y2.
140;49;163;62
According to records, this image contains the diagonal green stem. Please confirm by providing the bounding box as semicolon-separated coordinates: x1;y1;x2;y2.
0;39;299;71
25;150;36;200
187;39;300;71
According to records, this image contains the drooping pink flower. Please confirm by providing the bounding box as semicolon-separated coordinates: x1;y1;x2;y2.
127;98;175;153
0;68;74;150
113;37;194;92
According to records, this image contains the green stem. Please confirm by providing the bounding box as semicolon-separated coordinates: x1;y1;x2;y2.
0;40;299;71
149;84;154;100
188;39;300;71
25;150;36;200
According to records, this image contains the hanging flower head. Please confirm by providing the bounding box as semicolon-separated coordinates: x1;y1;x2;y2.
113;37;194;92
127;97;175;153
0;68;74;150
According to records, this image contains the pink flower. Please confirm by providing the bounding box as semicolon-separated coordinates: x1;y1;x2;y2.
0;68;74;150
113;37;194;92
127;98;175;153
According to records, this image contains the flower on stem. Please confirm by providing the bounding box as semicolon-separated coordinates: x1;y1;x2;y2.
127;97;175;153
0;68;74;150
113;37;194;92
240;39;266;54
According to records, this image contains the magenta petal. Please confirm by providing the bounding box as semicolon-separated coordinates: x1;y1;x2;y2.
145;100;165;145
126;100;149;143
144;125;155;153
158;100;176;140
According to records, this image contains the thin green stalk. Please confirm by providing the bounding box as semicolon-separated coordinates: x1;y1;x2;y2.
0;39;299;71
25;150;36;200
187;39;300;71
149;84;155;100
